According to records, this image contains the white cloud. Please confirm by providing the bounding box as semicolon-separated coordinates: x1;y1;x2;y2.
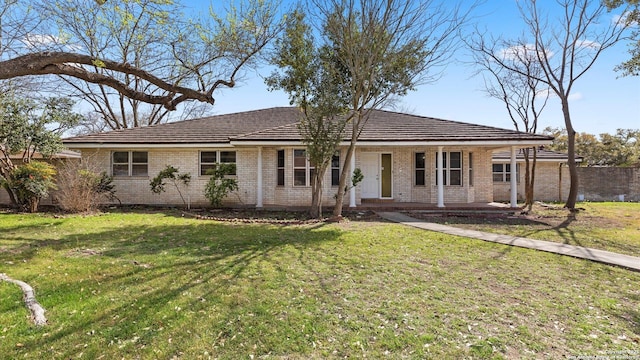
613;11;638;27
497;44;553;62
23;33;82;52
23;34;60;48
568;92;583;101
535;89;583;102
575;39;600;49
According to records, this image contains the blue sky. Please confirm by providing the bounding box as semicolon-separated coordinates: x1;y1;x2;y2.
192;0;639;135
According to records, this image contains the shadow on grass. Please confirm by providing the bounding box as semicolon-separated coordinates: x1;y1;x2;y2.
2;215;343;358
405;210;640;256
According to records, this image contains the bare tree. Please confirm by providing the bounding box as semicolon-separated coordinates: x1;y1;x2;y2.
306;0;473;217
1;0;286;116
470;40;550;211
469;0;632;209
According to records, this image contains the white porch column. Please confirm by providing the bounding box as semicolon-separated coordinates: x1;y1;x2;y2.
510;146;517;208
256;147;263;208
349;147;356;207
437;146;445;208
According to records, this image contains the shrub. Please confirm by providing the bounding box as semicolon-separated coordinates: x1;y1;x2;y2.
204;163;238;207
7;161;57;212
149;165;191;207
56;159;119;212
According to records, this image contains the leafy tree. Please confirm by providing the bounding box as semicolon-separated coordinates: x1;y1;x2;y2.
599;129;640;166
204;163;238;207
544;127;640;166
0;93;82;205
150;165;191;207
605;0;640;76
270;0;472;218
470;0;632;209
266;10;350;218
0;0;286;119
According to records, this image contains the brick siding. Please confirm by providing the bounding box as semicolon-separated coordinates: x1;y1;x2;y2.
25;145;496;208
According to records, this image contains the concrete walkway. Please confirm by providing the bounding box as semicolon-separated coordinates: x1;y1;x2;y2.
377;211;640;272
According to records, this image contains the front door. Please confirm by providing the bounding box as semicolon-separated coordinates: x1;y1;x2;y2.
360;153;393;199
361;153;379;198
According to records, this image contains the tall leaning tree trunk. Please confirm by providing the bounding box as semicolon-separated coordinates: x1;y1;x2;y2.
333;129;358;218
562;98;579;210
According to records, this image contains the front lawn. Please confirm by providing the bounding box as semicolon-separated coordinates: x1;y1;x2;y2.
1;210;638;359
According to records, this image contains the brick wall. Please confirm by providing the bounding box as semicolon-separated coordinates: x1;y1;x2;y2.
493;161;570;202
577;167;640;202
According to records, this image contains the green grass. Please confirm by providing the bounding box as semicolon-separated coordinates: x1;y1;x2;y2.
1;209;639;359
410;202;640;256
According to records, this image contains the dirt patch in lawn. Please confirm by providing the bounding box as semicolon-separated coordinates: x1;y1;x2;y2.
405;203;623;229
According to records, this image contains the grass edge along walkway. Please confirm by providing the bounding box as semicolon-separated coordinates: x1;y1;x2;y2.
376;211;640;272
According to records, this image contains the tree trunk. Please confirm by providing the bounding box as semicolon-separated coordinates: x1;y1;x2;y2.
561;98;579;210
333;137;357;218
28;197;40;213
310;172;323;219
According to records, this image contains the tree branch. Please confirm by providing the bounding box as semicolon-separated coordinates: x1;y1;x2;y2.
0;273;47;326
0;52;215;110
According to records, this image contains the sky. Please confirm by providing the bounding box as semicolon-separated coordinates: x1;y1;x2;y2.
190;0;640;136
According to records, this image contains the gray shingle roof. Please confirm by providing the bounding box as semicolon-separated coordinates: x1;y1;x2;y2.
63;107;552;145
63;107;301;144
493;148;583;162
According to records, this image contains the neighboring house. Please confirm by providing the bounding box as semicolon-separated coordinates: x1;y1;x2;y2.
0;150;81;206
492;148;583;203
62;107;552;208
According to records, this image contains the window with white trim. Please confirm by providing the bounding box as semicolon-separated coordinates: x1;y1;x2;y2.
293;149;314;186
415;152;426;186
200;151;236;176
492;163;519;182
112;151;148;177
435;151;462;186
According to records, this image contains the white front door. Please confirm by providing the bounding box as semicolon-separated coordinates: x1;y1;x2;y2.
361;153;379;198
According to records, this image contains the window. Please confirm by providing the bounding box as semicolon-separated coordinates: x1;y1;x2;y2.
493;163;519;182
415;152;426;186
468;153;474;186
277;150;285;186
293;149;314;186
435;151;462;186
200;151;236;176
112;151;148;177
331;152;340;186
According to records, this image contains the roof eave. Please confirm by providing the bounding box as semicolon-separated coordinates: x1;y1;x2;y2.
64;142;234;149
230;139;553;147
